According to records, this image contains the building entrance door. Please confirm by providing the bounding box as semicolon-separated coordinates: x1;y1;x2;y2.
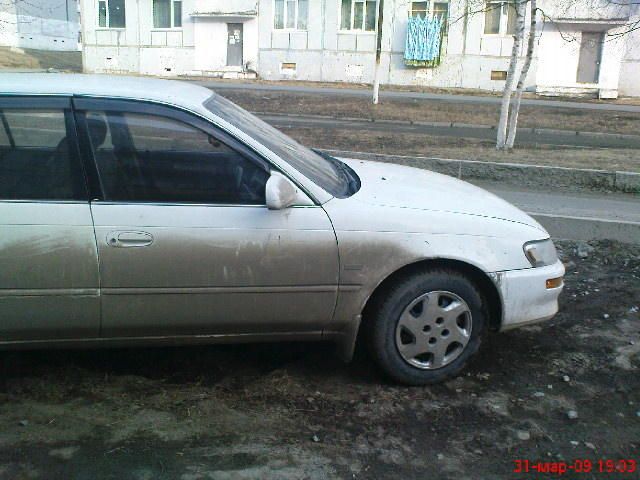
577;32;603;84
227;23;243;67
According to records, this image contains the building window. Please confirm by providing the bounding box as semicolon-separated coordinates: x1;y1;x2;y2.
153;0;182;28
484;1;518;35
340;0;377;31
98;0;125;28
411;1;449;34
410;2;428;18
274;0;308;30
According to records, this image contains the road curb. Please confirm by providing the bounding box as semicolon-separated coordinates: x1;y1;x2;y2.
531;214;640;244
324;149;640;194
254;111;640;144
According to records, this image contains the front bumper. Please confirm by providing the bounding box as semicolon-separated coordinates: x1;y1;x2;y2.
492;260;565;331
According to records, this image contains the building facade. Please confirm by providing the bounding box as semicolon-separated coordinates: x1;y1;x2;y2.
0;0;80;51
80;0;640;97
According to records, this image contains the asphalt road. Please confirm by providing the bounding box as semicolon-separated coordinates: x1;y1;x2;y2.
199;80;640;113
259;112;640;149
474;180;640;223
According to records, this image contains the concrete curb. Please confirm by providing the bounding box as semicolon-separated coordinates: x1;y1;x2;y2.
324;149;640;194
531;213;640;244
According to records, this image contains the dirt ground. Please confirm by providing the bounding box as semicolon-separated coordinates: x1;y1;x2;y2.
220;91;640;136
0;47;82;72
1;240;639;480
199;78;640;107
279;126;640;173
217;90;640;172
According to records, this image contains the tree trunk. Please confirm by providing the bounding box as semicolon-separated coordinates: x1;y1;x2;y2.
372;0;385;104
506;0;537;149
373;63;382;105
496;0;527;149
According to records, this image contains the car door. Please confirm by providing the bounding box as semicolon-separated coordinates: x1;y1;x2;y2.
73;98;339;338
0;96;100;342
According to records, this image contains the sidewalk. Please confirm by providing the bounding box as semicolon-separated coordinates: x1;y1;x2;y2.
197;79;640;113
479;181;640;244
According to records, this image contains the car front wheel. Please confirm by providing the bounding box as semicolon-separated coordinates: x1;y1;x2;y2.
368;269;487;385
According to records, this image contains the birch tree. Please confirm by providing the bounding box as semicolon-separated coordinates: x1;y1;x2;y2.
496;0;527;149
373;0;386;104
506;0;537;149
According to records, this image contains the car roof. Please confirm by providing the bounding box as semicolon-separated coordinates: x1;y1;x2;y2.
0;73;213;109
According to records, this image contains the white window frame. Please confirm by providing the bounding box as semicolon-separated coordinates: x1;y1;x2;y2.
410;1;429;19
339;0;379;33
273;0;308;31
483;0;517;37
410;1;449;34
152;0;183;30
97;0;125;29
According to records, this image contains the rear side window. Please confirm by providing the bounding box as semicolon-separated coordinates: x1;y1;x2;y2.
84;110;269;205
0;109;86;201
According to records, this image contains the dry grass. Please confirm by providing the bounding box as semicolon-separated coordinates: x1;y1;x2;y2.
220;91;640;136
0;46;82;72
205;77;640;105
282;126;640;172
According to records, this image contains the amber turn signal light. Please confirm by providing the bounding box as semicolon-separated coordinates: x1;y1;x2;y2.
546;277;563;289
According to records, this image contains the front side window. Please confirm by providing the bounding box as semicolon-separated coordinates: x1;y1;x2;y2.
340;0;377;31
205;94;355;198
98;0;125;28
484;1;517;35
153;0;182;28
84;110;269;205
0;109;85;201
274;0;308;30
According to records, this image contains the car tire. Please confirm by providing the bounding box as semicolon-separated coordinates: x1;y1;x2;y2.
368;269;487;386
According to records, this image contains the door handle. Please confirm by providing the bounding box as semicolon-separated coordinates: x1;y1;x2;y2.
106;231;154;248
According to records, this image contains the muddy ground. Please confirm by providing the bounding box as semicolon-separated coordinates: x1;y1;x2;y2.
0;239;639;479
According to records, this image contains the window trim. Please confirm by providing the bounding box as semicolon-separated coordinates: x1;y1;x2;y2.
339;0;379;33
152;0;183;30
97;0;126;29
0;95;90;203
410;1;429;19
72;97;281;207
273;0;308;31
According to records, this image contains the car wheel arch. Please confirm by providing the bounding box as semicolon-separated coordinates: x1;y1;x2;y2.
357;259;503;352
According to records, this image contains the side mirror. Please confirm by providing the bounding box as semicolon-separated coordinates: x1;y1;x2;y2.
265;172;300;210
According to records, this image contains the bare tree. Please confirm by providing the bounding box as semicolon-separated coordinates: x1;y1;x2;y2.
506;0;537;148
496;0;527;149
373;0;386;104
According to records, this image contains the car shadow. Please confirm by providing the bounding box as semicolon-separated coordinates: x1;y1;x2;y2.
0;341;384;392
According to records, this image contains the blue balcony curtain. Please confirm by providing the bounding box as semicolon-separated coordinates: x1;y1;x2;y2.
405;15;443;67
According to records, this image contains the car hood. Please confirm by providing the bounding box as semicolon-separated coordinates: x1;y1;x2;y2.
340;158;546;233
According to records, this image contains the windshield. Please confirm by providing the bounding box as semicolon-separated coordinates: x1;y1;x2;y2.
204;93;353;198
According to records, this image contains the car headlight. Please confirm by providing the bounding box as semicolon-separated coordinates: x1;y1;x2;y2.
523;239;558;267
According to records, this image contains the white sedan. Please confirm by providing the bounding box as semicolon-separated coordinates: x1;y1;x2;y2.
0;74;564;385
